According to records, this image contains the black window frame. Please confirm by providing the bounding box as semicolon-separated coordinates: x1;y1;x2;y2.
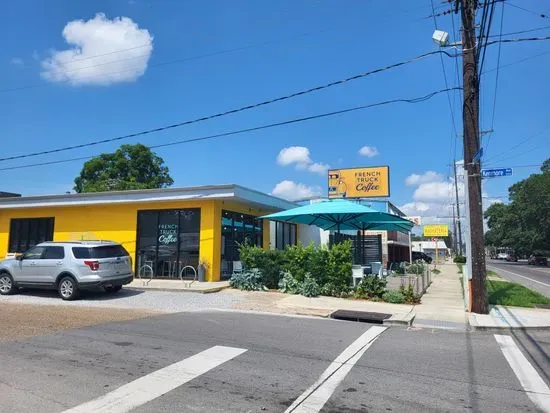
274;221;297;249
8;217;55;253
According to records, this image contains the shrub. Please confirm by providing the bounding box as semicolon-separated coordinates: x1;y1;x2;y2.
278;271;300;294
229;269;265;291
238;243;264;269
260;249;286;289
400;284;421;304
282;243;314;282
309;246;330;286
454;255;467;264
324;240;353;296
354;275;387;299
432;268;441;274
238;244;284;289
383;290;406;304
407;263;425;275
298;273;321;297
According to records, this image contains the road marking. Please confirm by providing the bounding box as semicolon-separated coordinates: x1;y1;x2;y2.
494;335;550;413
62;345;247;413
488;266;550;287
285;325;387;413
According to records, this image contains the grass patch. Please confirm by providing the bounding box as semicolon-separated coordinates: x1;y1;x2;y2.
457;263;463;274
487;270;501;278
432;268;441;274
487;280;550;308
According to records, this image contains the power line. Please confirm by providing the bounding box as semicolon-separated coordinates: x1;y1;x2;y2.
488;24;550;38
482;48;550;73
484;0;505;156
483;123;550;163
0;87;460;172
478;0;497;77
0;50;456;162
506;2;549;19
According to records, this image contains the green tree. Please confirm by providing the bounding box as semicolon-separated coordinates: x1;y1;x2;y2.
485;160;550;255
74;144;174;193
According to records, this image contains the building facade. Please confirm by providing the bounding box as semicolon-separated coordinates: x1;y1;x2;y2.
0;185;297;281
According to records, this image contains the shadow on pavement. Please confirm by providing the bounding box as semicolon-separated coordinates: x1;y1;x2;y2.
14;287;144;301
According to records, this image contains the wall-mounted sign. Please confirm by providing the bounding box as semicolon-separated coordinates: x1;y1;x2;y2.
423;224;449;237
405;216;422;226
158;224;178;245
328;166;390;199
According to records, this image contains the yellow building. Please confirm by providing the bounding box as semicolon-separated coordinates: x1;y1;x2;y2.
0;185;298;282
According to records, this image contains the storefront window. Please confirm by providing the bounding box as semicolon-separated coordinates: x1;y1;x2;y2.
221;210;263;277
8;217;55;253
136;209;200;279
272;221;297;250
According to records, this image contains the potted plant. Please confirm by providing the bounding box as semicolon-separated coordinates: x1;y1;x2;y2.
198;258;209;282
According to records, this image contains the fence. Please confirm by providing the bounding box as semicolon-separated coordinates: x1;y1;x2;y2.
385;266;432;296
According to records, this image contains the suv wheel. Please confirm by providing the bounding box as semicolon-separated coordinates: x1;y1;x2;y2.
0;273;16;295
58;276;79;300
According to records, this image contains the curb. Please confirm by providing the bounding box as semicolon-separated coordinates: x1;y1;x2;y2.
467;316;550;332
383;309;416;327
125;285;230;294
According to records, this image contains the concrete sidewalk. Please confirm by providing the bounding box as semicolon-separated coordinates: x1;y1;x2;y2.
126;279;230;293
468;305;550;331
412;262;468;328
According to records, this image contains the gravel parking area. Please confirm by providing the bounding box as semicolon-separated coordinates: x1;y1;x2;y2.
0;302;158;341
0;287;245;313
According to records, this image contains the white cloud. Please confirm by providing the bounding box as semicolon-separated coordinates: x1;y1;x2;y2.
413;181;464;203
307;162;330;175
10;57;24;65
358;146;379;157
276;146;311;167
271;180;321;201
276;146;329;174
41;13;153;86
405;171;443;186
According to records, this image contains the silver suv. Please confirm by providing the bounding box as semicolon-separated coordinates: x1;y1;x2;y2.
0;241;134;300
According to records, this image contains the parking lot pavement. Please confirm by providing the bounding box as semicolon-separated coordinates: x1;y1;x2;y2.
0;286;245;313
1;311;548;412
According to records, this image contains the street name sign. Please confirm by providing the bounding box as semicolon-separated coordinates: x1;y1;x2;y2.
481;168;512;178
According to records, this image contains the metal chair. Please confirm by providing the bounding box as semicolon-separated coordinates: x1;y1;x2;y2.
232;261;243;274
352;267;364;287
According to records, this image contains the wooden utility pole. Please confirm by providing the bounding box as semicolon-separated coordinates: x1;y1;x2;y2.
453;161;463;255
460;0;488;313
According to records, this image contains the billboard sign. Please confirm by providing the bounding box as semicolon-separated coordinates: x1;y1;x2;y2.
405;216;422;226
328;166;390;199
423;224;449;237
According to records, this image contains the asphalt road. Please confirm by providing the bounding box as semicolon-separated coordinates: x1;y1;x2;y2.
1;311;549;413
487;259;550;298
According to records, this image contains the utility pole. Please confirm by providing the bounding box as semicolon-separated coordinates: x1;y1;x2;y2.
453;160;463;255
460;0;488;314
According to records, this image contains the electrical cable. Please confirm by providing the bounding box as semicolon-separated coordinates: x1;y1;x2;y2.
0;50;457;162
488;25;550;38
506;2;549;19
478;0;497;76
0;87;460;172
483;123;550;163
484;0;505;157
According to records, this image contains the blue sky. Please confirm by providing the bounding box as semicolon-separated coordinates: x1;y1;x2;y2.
1;0;549;223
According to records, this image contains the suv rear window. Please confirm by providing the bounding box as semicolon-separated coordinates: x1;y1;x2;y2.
72;245;129;259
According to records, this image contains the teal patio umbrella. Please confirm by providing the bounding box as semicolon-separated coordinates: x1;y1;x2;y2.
262;199;413;233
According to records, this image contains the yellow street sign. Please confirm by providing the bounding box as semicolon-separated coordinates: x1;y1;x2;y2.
423;224;449;237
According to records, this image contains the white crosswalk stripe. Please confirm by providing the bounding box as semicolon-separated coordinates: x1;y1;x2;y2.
61;345;247;413
285;325;387;413
495;335;550;413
